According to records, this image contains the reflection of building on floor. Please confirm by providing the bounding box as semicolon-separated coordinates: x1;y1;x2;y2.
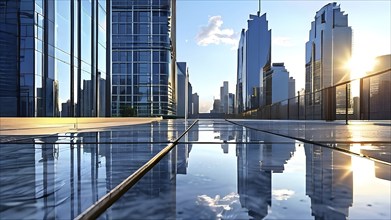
0;143;37;215
213;121;235;154
236;128;295;218
237;143;271;219
177;144;190;174
188;122;199;142
261;144;295;173
305;145;353;219
374;162;391;181
103;122;177;219
360;148;391;181
0;136;83;219
221;144;229;154
177;123;197;174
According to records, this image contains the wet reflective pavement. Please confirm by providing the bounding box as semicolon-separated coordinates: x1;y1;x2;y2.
0;119;390;219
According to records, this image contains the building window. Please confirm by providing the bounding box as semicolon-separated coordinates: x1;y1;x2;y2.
321;12;326;23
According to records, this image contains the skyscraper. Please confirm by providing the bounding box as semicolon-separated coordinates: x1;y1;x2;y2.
227;93;235;114
263;63;295;105
0;0;111;117
111;0;176;117
176;62;188;117
188;80;192;116
191;93;199;115
305;2;352;119
236;12;271;113
220;81;228;114
360;54;391;119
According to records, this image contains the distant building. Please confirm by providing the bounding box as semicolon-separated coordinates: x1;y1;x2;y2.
228;93;235;114
305;2;352;120
220;81;229;113
176;62;188;118
263;63;295;105
0;0;111;117
236;12;271;113
289;77;296;99
192;93;199;115
361;54;391;119
211;99;221;113
188;81;193;116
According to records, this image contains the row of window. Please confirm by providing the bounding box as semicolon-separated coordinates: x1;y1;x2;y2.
113;50;168;62
113;85;168;94
112;23;168;35
112;11;169;23
113;0;170;7
112;35;169;44
113;63;169;74
112;74;168;85
112;42;170;49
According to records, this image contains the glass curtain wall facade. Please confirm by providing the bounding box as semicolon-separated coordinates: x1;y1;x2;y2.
0;0;111;117
236;13;271;113
305;3;352;119
111;0;176;117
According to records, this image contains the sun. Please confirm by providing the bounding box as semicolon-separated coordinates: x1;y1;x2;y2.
346;56;377;80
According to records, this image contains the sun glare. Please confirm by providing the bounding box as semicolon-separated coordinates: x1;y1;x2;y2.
347;56;377;80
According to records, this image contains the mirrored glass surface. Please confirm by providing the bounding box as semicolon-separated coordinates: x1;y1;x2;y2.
1;119;390;219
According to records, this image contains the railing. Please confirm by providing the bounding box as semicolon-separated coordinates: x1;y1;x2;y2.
240;68;391;122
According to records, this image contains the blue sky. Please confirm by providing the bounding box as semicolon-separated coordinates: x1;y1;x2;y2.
176;0;391;112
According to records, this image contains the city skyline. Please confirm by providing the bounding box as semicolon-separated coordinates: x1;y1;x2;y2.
0;1;389;218
176;0;391;112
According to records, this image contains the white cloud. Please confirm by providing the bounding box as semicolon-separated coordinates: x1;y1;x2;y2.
200;100;212;113
196;16;238;48
273;37;294;47
196;193;242;218
272;189;295;201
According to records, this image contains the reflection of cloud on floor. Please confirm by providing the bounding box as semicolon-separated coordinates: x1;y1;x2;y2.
272;189;295;201
196;192;248;219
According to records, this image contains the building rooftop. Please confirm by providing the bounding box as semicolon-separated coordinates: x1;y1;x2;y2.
0;119;390;219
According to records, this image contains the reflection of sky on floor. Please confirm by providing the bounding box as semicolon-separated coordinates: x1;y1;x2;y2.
0;119;390;219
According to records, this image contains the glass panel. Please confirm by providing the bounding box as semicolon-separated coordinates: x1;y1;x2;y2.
55;0;70;53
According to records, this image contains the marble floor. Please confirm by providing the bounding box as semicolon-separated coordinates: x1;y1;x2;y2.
0;119;390;219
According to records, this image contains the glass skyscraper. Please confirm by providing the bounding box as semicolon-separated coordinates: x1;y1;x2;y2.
305;3;352;119
111;0;176;117
236;12;271;113
0;0;111;117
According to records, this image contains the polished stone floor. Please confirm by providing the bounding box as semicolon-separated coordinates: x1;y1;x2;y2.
0;119;390;219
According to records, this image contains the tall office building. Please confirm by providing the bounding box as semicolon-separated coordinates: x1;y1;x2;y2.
263;63;295;105
111;0;176;117
236;12;271;113
176;62;188;117
305;3;352;119
211;99;221;114
191;93;199;115
361;54;391;119
220;81;228;114
227;93;235;114
188;81;192;116
0;0;111;117
289;77;296;99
